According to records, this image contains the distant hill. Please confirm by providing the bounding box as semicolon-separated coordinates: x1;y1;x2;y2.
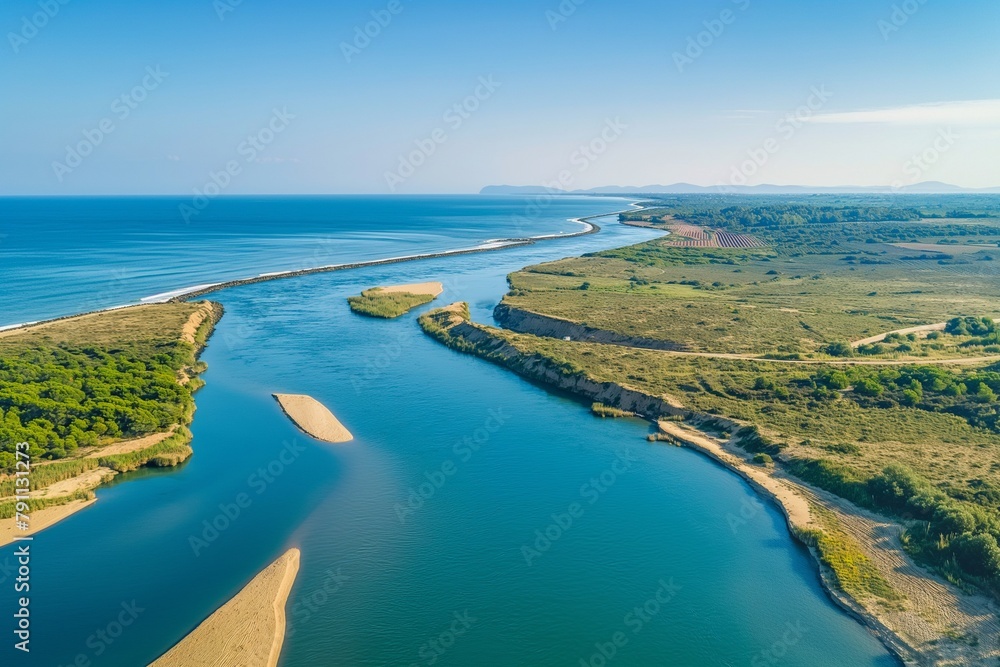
480;182;1000;195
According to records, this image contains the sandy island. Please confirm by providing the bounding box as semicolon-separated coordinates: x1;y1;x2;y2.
273;394;353;443
374;281;444;297
152;548;300;667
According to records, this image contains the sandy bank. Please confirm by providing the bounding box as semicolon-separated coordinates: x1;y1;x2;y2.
273;394;353;443
181;301;218;344
376;281;444;297
152;548;301;667
420;304;1000;664
656;421;813;528
658;420;1000;665
0;498;97;547
0;430;181;549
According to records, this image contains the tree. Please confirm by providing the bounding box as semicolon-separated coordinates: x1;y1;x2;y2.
825;341;853;357
827;371;850;390
854;378;884;397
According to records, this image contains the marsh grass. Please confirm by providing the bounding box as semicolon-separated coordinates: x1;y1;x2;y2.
348;289;436;318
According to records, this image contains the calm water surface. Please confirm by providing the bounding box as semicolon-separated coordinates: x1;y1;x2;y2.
0;197;894;665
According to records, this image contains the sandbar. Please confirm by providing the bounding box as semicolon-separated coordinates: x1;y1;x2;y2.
375;281;444;297
152;548;301;667
273;394;354;443
0;498;97;548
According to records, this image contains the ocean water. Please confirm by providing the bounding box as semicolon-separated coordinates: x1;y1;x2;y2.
0;196;894;666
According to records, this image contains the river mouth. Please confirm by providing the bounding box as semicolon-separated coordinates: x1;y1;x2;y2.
0;197;892;666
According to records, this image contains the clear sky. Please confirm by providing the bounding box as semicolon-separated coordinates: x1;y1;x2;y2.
2;0;998;194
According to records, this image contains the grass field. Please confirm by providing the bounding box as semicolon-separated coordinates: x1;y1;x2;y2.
347;289;436;318
502;220;1000;357
429;202;1000;600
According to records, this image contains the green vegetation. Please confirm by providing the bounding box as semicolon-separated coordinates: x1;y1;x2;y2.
348;288;436;318
622;203;923;228
591;403;635;419
422;196;1000;601
0;304;215;469
798;507;902;603
97;428;193;472
0;302;217;501
0;490;94;520
0;458;99;496
501;215;1000;356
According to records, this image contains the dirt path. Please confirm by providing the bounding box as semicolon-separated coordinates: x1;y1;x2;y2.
33;467;114;499
852;318;1000;348
647;347;1000;366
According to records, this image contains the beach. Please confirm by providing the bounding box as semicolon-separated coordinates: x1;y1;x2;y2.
273;394;354;443
152;548;301;667
376;281;444;296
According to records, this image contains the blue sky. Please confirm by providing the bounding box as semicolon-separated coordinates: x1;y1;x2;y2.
2;0;998;194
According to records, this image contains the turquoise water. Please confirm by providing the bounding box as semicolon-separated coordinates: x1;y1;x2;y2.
0;197;894;665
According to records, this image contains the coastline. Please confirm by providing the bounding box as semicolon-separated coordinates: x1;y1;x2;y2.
0;302;222;547
417;302;1000;666
161;211;610;303
152;548;301;667
0;208;622;334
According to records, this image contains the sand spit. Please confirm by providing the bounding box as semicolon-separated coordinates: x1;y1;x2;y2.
0;430;181;549
375;281;444;297
0;498;97;547
152;548;301;667
162;209;625;303
273;394;353;443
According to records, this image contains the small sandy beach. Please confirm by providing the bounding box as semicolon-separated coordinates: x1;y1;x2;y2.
0;498;97;547
273;394;354;443
152;548;301;667
375;281;444;296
